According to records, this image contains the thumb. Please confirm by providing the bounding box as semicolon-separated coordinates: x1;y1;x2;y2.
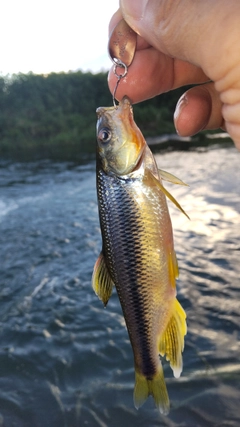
119;0;206;62
119;0;240;149
120;0;238;80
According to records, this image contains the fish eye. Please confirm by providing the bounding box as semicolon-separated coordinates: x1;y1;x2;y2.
98;127;112;144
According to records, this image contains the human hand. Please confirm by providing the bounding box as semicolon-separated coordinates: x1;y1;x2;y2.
108;1;240;150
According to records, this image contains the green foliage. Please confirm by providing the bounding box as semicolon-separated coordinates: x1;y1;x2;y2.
0;71;183;160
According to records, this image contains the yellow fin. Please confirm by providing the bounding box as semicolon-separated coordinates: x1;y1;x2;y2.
92;252;114;306
147;170;190;220
134;369;170;415
158;169;189;186
159;299;187;378
168;250;179;288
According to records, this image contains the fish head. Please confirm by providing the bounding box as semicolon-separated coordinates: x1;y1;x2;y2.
96;96;145;176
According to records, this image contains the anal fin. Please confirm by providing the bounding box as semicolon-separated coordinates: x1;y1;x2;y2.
159;299;187;378
168;250;179;288
92;252;114;306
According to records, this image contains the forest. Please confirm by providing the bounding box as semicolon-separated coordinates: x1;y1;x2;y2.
0;71;225;161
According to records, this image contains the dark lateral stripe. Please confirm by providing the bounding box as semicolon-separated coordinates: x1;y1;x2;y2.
98;169;157;378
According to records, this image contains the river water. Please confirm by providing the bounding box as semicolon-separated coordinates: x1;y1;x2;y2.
0;145;239;427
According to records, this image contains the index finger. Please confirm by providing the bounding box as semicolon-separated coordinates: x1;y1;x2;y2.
108;47;209;103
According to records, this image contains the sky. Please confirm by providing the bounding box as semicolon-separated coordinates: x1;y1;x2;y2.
0;0;119;75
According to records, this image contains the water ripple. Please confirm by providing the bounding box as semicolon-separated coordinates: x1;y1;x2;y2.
0;149;239;426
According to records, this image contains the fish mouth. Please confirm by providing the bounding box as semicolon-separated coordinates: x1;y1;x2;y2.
121;95;133;106
96;96;132;117
96;106;114;118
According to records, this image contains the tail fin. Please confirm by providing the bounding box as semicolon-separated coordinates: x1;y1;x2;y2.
133;368;170;415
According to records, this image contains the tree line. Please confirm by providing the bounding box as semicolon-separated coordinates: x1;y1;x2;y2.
0;71;189;160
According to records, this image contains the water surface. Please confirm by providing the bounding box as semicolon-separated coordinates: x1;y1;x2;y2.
0;146;239;427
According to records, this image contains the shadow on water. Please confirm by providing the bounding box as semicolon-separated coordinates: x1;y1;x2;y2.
0;145;239;426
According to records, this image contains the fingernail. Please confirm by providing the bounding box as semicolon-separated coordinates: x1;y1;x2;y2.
174;94;188;134
120;0;149;20
174;94;188;121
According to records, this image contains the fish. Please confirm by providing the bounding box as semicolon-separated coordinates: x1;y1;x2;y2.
92;96;187;415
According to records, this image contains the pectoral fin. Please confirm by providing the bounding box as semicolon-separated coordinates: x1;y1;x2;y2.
159;299;187;378
158;169;188;186
146;169;190;220
92;252;114;306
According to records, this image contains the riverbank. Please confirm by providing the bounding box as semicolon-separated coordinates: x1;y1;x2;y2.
147;131;233;151
0;72;234;161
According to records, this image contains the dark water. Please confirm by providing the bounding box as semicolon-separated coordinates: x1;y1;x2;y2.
0;146;239;427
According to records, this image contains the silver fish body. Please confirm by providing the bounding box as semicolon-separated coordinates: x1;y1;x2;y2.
92;97;187;415
97;151;173;370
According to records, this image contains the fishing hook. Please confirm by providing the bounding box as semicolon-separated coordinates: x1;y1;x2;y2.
112;60;128;108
